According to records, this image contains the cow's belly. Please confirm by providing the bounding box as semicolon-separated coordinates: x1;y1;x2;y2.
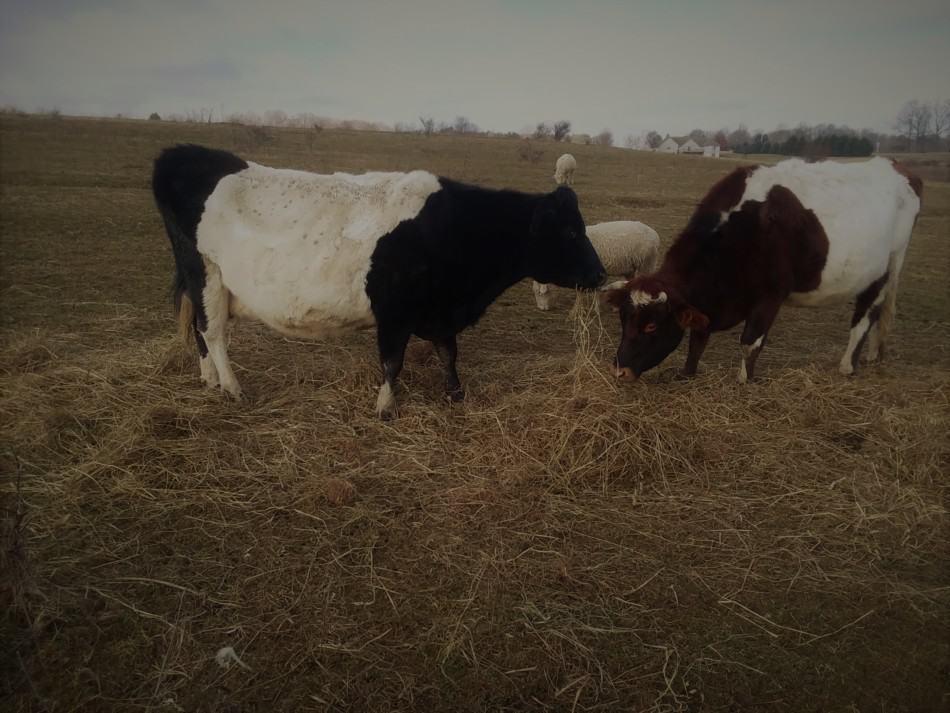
210;235;378;339
787;235;892;308
228;292;375;338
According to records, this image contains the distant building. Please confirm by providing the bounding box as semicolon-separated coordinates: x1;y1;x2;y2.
679;138;704;154
656;137;679;153
569;133;592;145
655;135;720;157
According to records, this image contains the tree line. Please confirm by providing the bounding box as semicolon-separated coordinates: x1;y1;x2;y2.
629;99;949;156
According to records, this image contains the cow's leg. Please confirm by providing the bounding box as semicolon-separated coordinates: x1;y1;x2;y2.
682;329;710;377
738;302;780;383
199;263;244;400
433;335;464;402
840;273;889;375
376;325;411;419
867;251;904;364
194;318;219;388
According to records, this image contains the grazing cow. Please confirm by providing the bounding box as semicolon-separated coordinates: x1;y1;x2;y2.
153;145;606;417
532;220;659;310
554;153;577;185
604;157;922;382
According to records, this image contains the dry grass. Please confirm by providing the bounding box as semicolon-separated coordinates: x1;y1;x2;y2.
1;115;949;712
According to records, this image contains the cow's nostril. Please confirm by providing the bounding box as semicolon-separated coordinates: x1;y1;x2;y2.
615;367;635;381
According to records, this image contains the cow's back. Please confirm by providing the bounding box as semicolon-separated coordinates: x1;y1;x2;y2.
740;158;919;304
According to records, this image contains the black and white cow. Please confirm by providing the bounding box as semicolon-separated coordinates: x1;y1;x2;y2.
152;145;606;417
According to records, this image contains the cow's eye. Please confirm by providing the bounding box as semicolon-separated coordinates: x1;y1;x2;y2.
644;323;657;333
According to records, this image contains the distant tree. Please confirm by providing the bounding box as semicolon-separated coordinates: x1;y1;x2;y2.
931;99;950;144
766;123;788;145
728;125;750;149
593;129;613;146
646;130;663;149
895;100;932;149
713;129;728;150
688;128;707;144
148;112;161;121
419;116;436;136
453;116;479;134
263;109;287;127
553;120;571;141
624;134;639;149
534;121;553;139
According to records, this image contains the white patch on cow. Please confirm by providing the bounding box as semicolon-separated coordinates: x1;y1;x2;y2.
600;280;629;292
743;335;764;355
738;335;764;383
726;157;919;308
375;382;396;418
196;163;442;339
200;260;244;400
841;282;889;374
630;289;666;306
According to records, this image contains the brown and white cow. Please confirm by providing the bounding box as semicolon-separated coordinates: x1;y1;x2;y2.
604;157;922;382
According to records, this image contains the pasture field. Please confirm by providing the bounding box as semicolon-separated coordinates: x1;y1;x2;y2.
1;115;948;712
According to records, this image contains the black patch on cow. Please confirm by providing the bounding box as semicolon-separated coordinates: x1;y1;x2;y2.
365;177;605;402
153;144;248;335
365;178;604;341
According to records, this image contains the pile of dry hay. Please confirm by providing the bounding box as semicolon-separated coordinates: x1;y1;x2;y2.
1;293;948;712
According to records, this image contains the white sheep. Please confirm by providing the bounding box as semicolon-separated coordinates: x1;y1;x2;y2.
533;221;659;310
553;153;577;185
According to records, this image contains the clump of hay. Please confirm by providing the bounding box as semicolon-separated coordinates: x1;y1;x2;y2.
1;289;947;712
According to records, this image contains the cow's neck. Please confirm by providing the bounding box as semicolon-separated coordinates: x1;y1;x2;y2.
658;226;715;306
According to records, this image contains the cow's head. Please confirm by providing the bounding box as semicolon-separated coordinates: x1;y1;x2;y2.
528;186;606;290
603;278;708;380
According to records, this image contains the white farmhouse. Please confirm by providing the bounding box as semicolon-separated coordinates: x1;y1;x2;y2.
679;138;704;154
656;136;679;153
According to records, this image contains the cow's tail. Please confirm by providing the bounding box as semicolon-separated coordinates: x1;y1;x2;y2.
159;203;199;346
151;144;248;347
174;271;194;345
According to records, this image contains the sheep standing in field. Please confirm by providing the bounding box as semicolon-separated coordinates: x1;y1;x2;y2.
533;221;659;311
553;153;577;185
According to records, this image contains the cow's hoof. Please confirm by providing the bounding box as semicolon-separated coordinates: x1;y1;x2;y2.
375;383;397;419
221;384;246;402
446;388;466;403
839;362;855;376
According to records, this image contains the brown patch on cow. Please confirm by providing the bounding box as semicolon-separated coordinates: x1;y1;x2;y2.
760;185;829;294
888;159;924;200
697;165;758;214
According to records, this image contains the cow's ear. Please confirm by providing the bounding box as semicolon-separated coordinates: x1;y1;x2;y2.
675;304;709;330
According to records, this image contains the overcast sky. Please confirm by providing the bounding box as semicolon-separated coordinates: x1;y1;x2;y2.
2;0;949;138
